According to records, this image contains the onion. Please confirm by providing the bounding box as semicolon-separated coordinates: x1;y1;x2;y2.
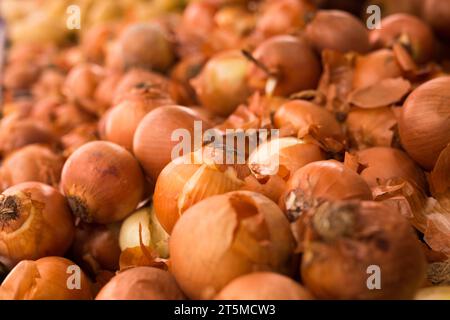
60;123;98;157
301;201;427;299
31;68;65;99
96;267;185;300
0;257;93;300
3;61;40;91
215;272;314;300
0;182;74;268
430;144;450;210
119;206;169;258
81;23;116;64
305;10;370;54
170;191;296;299
280;160;372;220
346;107;397;150
369;14;435;63
356;147;427;191
352;49;403;89
0;145;64;191
398;76;450;170
93;71;122;113
248;35;321;96
104;84;174;151
118;22;174;72
191;50;251;116
133;105;212;181
71;222;121;275
61;141;145;224
423;0;450;40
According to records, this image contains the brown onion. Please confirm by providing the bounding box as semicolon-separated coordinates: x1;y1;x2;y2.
31;68;65;99
216;272;314;300
398;76;450;170
191;50;251;116
93;71;122;112
61;141;145;224
104;84;174;151
280;160;372;220
369;14;435;63
0;257;93;300
118;22;175;72
81;23;116;64
96;267;184;300
60;123;98;157
3;62;40;91
423;0;450;40
170;191;296;299
133;105;212;181
306;10;370;54
301;201;427;299
356;147;427;191
248;35;321;96
0;182;74;268
0;145;64;191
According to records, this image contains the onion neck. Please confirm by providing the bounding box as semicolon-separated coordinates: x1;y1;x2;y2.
67;196;91;223
0;195;19;225
312;202;356;242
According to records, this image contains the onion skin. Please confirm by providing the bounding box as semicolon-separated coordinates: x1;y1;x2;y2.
0;182;74;267
398;76;450;170
61;141;145;224
306;10;370;54
0;145;64;191
96;267;185;300
301;201;427;299
356;147;427;191
0;257;93;300
215;272;314;300
280;160;373;220
248;35;321;96
170;191;296;299
191;50;251;117
369;14;435;63
133;106;212;181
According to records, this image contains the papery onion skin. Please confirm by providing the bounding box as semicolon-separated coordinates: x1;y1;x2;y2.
133;106;212;181
356;147;427;191
398;76;450;170
280;160;373;220
61;141;144;224
369;14;435;63
301;201;427;299
191;50;251;117
0;257;93;300
0;182;74;267
248;35;321;96
170;191;296;299
306;10;370;54
0;145;64;191
215;272;314;300
95;267;185;300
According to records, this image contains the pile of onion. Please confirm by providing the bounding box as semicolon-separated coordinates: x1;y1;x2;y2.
170;191;296;299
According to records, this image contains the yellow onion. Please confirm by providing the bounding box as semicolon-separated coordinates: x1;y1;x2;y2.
305;10;370;54
415;286;450;300
60;123;98;157
63;63;105;115
0;257;93;300
215;272;314;300
247;137;325;180
301;201;427;299
153;151;244;233
352;49;403;89
104;84;174;151
118;22;175;72
356;147;427;191
0;145;64;191
119;206;169;258
3;61;40;91
280;160;372;220
191;50;251;116
96;267;185;300
61;141;145;224
274;100;344;142
94;72;122;111
423;0;450;40
398;76;450;170
31;68;65;99
369;14;435;63
81;23;117;64
346;107;397;150
71;222;121;275
248;35;321;96
242;174;287;204
170;191;297;299
0;182;74;268
429;144;450;210
133;105;212;181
